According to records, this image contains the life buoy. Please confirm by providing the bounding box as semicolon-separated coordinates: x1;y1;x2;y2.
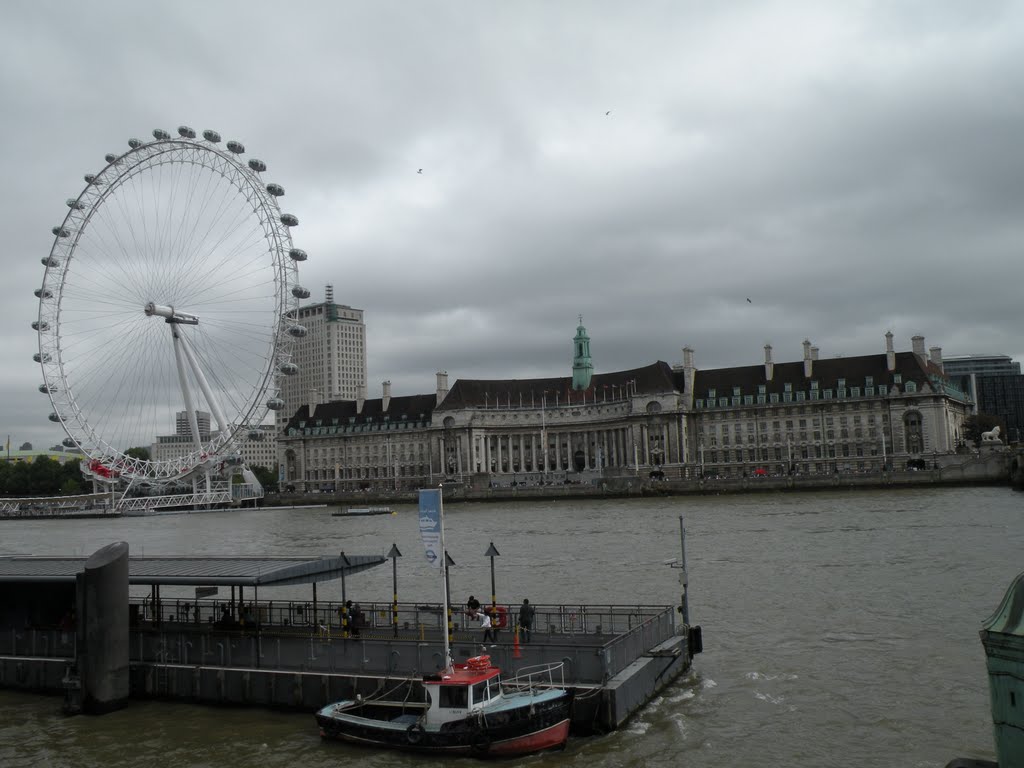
407;722;425;744
492;606;508;629
467;654;491;670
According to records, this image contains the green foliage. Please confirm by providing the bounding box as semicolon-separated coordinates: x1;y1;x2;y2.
124;446;151;461
250;464;278;491
963;413;1006;446
0;455;86;496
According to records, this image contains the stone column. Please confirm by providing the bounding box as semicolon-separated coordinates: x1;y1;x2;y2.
78;542;129;714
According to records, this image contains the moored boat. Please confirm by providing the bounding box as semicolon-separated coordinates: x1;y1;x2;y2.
316;656;573;757
331;506;393;516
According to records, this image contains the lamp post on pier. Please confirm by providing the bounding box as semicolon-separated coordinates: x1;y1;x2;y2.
485;542;500;608
387;543;401;637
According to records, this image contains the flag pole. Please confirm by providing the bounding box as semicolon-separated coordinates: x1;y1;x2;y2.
438;483;452;671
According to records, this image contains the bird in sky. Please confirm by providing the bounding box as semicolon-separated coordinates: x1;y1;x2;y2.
746;297;752;303
605;110;611;116
417;168;423;174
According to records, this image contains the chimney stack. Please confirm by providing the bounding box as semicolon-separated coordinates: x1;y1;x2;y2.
803;339;813;378
436;371;450;406
382;380;391;412
929;346;943;372
356;383;366;415
885;331;896;372
912;335;926;362
682;346;695;393
811;346;819;361
764;344;774;382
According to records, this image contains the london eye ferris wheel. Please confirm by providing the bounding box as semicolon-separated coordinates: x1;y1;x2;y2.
34;126;311;491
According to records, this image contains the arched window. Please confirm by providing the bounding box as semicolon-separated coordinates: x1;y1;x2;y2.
646;401;662;413
903;411;923;454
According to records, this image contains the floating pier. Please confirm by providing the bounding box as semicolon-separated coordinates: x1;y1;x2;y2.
0;547;699;733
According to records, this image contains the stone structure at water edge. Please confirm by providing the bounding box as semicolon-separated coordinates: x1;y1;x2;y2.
277;327;973;492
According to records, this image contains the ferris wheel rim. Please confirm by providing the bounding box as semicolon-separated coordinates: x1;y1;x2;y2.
35;130;303;482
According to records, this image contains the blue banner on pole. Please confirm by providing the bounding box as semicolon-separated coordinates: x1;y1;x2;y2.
418;488;442;565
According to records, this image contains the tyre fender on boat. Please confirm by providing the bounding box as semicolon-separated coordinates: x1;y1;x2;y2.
471;728;491;753
407;722;425;744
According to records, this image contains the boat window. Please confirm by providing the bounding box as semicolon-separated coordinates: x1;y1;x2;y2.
438;686;468;708
488;678;500;700
472;681;487;704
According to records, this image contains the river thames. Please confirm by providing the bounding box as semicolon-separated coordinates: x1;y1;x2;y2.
1;485;1019;767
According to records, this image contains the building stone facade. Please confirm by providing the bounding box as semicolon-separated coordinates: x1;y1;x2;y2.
276;328;972;492
278;285;367;433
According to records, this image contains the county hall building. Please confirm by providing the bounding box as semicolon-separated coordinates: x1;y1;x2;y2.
277;323;972;491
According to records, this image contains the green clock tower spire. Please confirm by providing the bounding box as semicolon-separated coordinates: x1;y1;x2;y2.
571;315;593;391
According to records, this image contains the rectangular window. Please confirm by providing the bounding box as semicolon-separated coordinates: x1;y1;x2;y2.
824;390;833;399
879;385;888;395
796;392;806;402
770;393;780;403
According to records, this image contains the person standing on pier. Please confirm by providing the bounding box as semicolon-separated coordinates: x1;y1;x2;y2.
518;599;535;643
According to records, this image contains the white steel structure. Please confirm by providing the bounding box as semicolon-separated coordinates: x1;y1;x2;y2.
35;126;309;508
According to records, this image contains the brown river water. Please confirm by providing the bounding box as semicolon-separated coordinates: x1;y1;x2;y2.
1;486;1019;767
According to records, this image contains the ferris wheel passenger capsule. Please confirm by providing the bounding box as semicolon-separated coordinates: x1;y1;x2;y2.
66;199;85;210
152;129;171;140
39;383;54;393
292;285;310;299
248;430;265;441
248;158;266;172
266;397;285;411
84;174;98;184
280;213;299;227
266;183;284;196
34;288;53;299
287;324;307;338
289;248;307;262
226;140;245;154
31;321;49;332
279;362;299;376
33;353;51;363
128;138;143;149
52;226;70;237
48;412;62;423
62;438;76;448
202;130;221;143
177;126;196;139
42;256;60;267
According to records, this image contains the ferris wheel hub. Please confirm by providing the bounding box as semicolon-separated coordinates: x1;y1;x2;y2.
144;302;199;325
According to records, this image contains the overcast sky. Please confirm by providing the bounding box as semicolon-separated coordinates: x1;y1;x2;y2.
4;1;1024;451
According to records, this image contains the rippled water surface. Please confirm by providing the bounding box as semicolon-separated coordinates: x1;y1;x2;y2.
1;486;1019;767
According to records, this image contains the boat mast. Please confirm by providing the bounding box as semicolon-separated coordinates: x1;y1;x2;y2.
438;485;453;670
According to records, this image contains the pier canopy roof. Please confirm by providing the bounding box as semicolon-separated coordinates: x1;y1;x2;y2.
0;553;386;587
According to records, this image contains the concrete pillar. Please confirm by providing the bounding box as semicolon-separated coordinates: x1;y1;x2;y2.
77;541;129;714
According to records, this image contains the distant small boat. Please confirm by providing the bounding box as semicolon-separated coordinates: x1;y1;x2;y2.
332;506;393;517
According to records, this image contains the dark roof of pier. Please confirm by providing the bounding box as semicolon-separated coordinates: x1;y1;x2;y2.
0;554;385;587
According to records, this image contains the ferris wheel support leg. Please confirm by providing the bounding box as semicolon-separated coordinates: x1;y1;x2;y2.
171;328;205;455
177;330;231;438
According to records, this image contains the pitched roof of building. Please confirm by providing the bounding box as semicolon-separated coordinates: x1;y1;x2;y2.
436;361;679;409
284;393;438;431
689;351;944;396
